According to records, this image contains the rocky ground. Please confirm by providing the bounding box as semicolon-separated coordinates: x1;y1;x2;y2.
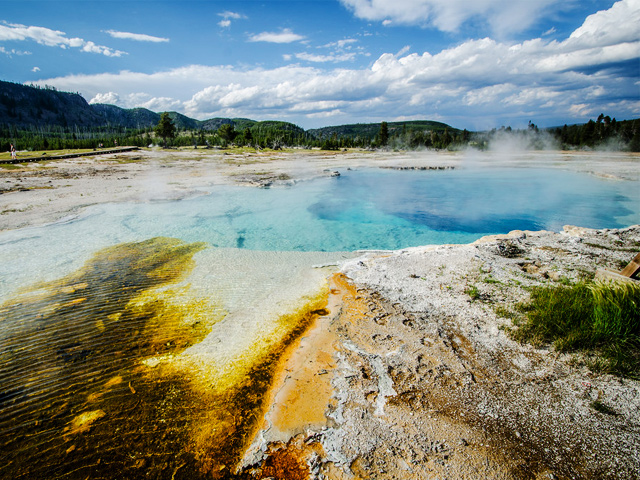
243;225;640;480
1;148;639;479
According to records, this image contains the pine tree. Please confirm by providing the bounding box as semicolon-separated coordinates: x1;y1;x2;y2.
155;112;176;147
378;121;389;146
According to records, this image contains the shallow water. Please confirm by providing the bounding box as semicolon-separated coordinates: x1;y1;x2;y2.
0;157;638;477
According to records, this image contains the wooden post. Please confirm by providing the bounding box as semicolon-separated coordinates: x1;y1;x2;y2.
620;252;640;279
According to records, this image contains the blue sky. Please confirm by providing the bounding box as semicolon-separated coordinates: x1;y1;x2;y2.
0;0;638;130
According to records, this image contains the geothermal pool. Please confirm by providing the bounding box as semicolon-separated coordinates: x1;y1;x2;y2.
0;160;638;478
1;165;638;296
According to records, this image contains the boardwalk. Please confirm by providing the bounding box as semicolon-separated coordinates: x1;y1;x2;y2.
3;146;139;164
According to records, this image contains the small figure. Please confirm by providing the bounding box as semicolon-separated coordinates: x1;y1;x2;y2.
10;143;16;160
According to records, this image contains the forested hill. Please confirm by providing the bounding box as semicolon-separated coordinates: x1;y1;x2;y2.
0;80;305;133
308;120;457;141
1;81;106;127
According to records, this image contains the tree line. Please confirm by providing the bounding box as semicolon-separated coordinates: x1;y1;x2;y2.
2;112;639;154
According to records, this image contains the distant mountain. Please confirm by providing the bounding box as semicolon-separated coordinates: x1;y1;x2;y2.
199;117;236;131
308;120;458;141
89;104;160;128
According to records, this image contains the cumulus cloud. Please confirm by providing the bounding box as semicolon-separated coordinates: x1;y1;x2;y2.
0;22;126;56
249;29;305;43
105;30;169;43
31;66;40;72
568;0;640;47
89;91;121;105
339;0;561;36
38;0;640;129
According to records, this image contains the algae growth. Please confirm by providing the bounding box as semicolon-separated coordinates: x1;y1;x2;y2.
0;237;332;479
0;238;217;479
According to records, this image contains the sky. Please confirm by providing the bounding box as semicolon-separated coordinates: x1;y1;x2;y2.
0;0;639;130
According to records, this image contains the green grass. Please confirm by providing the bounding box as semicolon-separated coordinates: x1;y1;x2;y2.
465;285;481;301
511;281;640;378
0;163;22;169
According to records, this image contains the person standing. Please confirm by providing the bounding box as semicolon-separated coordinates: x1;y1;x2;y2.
10;143;16;160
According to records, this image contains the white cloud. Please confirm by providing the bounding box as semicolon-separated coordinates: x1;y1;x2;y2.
218;11;246;20
295;52;356;63
81;41;126;57
89;91;121;105
105;30;169;43
31;66;40;72
339;0;561;37
396;45;411;57
0;22;126;56
137;96;182;112
323;38;358;49
38;1;640;129
0;45;31;56
249;29;305;43
568;0;640;47
217;11;247;28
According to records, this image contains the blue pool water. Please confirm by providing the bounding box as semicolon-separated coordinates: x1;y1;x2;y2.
0;166;638;296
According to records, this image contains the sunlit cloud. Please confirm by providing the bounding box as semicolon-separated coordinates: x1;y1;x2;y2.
249;28;305;43
0;21;126;56
89;91;121;105
104;30;169;43
339;0;562;37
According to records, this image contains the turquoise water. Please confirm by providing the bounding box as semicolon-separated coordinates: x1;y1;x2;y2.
0;166;638;297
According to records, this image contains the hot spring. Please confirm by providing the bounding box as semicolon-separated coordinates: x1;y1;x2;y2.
1;151;638;478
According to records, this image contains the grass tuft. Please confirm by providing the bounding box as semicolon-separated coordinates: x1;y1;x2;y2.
511;281;640;378
465;285;481;301
590;400;618;415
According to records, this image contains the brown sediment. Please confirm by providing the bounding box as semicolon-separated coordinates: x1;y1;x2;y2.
266;286;341;436
237;273;364;478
